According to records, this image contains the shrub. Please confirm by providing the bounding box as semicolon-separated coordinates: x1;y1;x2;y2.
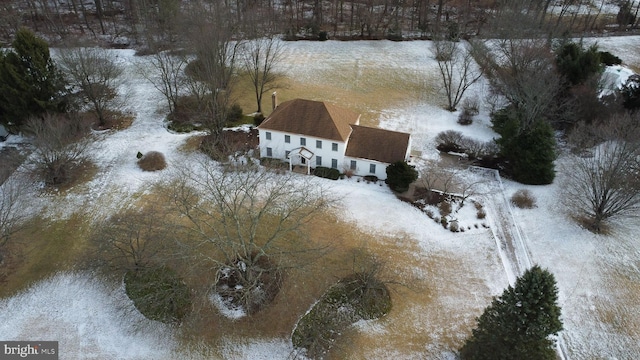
435;130;465;153
253;113;265;126
555;41;602;86
318;31;329;41
476;209;486;219
226;104;244;125
124;266;192;324
343;168;355;178
385;161;418;192
599;51;622;66
313;166;340;180
461;137;498;160
458;110;474;125
364;175;379;183
462;96;480;116
138;151;167;171
439;201;452;217
511;189;536;209
26;114;91;186
449;220;459;232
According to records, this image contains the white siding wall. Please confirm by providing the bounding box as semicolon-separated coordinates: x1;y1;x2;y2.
344;157;390;180
258;129;346;167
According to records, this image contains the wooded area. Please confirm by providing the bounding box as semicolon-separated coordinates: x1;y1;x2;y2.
1;0;640;46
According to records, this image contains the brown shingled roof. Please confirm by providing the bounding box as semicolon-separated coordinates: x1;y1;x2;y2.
345;125;410;164
257;99;359;141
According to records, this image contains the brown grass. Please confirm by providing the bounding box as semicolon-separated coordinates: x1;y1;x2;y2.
138;151;167;171
41;160;99;195
0;214;91;298
233;66;439;127
326;237;495;359
595;267;640;345
175;211;358;346
179;135;206;153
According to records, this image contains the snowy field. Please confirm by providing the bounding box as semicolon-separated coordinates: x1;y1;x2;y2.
1;37;640;359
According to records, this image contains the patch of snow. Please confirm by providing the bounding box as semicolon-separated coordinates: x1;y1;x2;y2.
209;292;247;320
600;65;635;97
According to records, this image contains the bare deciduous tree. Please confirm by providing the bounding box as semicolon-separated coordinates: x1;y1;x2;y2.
171;163;331;314
473;38;565;130
433;40;483;112
241;36;286;114
565;116;640;232
26;113;91;185
57;47;124;127
91;205;173;272
139;50;188;114
186;1;241;137
0;166;28;260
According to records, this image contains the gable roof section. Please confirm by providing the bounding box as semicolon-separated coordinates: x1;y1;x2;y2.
258;99;359;142
345;125;410;164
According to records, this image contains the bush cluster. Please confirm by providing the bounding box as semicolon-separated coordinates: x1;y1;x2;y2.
313;166;340;180
137;151;167;171
458;97;480;125
435;130;498;160
226;104;244;125
511;189;536;209
599;51;622;66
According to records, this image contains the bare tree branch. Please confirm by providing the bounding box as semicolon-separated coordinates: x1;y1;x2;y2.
241;36;286;114
57;47;125;127
565;115;640;232
433;40;483;112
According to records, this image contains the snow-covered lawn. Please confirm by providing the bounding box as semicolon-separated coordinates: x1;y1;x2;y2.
1;37;640;359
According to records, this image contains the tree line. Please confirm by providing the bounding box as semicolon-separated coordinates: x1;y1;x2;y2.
2;0;640;46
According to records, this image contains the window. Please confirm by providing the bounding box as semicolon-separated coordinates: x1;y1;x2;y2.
350;160;357;170
285;135;290;143
316;156;322;166
369;164;376;174
331;159;338;169
300;137;306;146
265;132;271;140
285;150;290;158
316;140;322;149
332;143;338;151
266;147;272;157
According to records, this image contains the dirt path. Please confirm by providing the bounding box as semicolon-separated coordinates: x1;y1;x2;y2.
472;166;570;360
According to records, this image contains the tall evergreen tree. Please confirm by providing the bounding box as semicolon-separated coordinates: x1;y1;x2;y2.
0;28;66;128
555;41;602;87
492;108;556;185
460;265;563;360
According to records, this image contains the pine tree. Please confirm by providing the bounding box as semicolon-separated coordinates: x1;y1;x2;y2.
385;161;418;193
0;28;67;127
460;265;563;360
492;108;556;185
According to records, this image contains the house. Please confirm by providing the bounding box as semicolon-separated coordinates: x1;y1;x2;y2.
257;97;411;180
